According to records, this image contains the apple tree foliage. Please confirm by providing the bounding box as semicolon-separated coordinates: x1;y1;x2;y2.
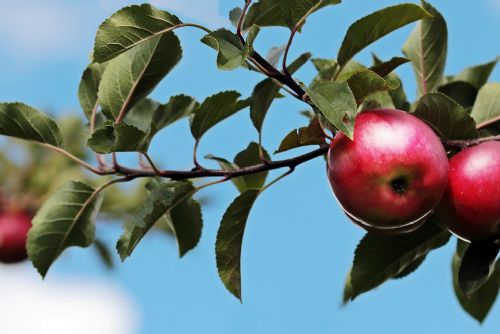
0;0;499;323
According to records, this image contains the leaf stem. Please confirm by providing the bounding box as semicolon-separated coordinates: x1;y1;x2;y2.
476;116;500;130
237;0;253;42
41;144;112;175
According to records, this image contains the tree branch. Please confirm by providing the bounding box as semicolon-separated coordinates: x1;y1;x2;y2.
442;135;500;150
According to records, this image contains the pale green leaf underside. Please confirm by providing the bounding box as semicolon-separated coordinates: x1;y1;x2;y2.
471;83;500;128
78;62;108;120
27;181;104;277
0;102;63;147
93;4;182;63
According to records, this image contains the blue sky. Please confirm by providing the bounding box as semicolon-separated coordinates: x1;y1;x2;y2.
0;1;499;333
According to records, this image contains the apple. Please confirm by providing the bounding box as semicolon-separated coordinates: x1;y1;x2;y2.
327;108;449;233
0;211;32;263
436;141;500;242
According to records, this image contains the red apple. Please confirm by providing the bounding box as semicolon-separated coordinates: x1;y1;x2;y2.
0;211;32;263
436;141;500;242
327;108;449;233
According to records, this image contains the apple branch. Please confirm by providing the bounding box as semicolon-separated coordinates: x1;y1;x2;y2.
442;135;500;150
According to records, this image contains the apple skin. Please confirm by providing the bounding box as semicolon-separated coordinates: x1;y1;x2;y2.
0;211;32;263
436;141;500;242
327;108;449;232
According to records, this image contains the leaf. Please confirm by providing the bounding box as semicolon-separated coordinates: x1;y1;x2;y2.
190;91;244;140
392;256;427;279
275;117;325;153
93;4;182;63
27;181;104;277
152;95;199;130
343;70;400;105
0;102;63;147
369;57;409;78
402;1;447;96
202;26;260;71
305;81;357;139
265;46;287;68
454;57;498;89
205;155;247;192
458;240;499;295
164;197;203;257
413;93;477;140
344;222;450;301
98;32;182;121
117;180;195;260
87;121;151;153
338;3;431;66
438;81;478;108
243;0;287;30
309;59;366;91
94;239;114;269
471;83;500;128
281;0;341;30
251;52;312;132
229;7;243;27
216;190;260;300
78;62;108;120
361;91;395;110
233;142;270;191
453;251;499;324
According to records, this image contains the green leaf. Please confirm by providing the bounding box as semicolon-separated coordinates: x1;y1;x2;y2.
471;83;500;129
190;91;244;140
98;32;182;121
369;57;409;78
344;222;450;302
361;91;395;110
453;248;499;324
94;239;114;269
163;197;203;257
78;62;108;120
243;0;287;30
233;142;270;191
305;81;357;139
153;94;199;130
87;121;151;153
201;27;260;71
309;59;366;91
413;93;477;140
0;102;64;147
251;52;312;132
275;117;325;153
438;81;478;108
216;190;260;301
338;3;430;66
458;241;499;296
393;256;427;279
205;155;247;192
93;4;182;63
265;46;287;68
343;70;400;105
281;0;341;30
454;57;498;89
402;1;447;96
117;180;195;260
27;181;104;277
229;7;243;27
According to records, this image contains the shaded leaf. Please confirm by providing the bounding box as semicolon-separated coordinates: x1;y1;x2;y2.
458;240;499;295
343;70;400;104
453;243;499;323
27;181;104;277
93;4;182;62
393;255;427;279
87;121;151;153
243;0;287;30
438;81;478;108
216;190;260;300
233;142;270;191
402;1;447;96
251;52;312;132
338;3;430;66
369;57;409;78
229;7;243;27
94;239;114;269
164;197;203;257
0;102;63;147
78;62;108;120
275;117;325;153
413;93;477;140
98;32;182;121
305;81;357;139
471;83;500;128
344;222;450;301
117;180;195;260
190;91;244;140
454;57;498;89
153;95;199;130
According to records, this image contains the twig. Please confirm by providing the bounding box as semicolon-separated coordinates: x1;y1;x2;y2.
237;0;252;42
442;135;500;150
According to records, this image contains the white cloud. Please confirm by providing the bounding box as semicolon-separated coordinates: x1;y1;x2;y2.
149;0;229;28
0;264;140;334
